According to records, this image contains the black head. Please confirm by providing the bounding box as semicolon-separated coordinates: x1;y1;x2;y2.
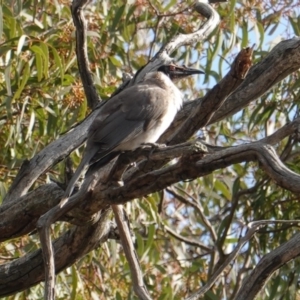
157;64;204;81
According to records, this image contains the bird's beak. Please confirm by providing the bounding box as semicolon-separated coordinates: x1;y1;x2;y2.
168;65;204;80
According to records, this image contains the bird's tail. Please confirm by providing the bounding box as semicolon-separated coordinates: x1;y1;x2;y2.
86;151;120;175
63;152;94;199
63;148;120;199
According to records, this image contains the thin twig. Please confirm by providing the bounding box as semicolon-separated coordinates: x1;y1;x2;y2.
112;205;152;300
38;224;55;300
217;188;256;255
164;224;212;252
166;186;219;278
185;220;300;300
171;186;218;243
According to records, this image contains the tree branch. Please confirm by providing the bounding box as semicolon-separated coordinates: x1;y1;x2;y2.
99;143;300;207
2;117;300;242
0;209;112;297
185;220;300;300
112;205;152;300
3;38;299;204
234;231;300;300
162;37;300;142
164;224;212;252
156;1;220;57
71;0;101;109
2;134;300;295
167;187;217;243
129;0;220;84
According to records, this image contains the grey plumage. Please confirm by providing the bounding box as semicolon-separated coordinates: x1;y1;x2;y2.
63;64;204;198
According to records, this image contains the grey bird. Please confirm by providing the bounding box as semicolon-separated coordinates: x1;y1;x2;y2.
63;64;204;198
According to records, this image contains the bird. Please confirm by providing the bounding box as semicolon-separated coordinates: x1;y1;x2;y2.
63;63;204;199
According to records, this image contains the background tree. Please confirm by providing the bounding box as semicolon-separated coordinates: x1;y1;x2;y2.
0;0;300;299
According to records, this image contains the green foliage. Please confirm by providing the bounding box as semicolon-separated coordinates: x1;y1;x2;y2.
1;0;300;299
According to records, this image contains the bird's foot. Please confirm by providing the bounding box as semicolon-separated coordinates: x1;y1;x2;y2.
140;142;166;158
140;142;166;150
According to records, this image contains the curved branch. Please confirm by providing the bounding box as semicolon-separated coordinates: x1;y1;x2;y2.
234;232;300;300
2;112;96;203
4;37;299;204
130;0;220;83
156;1;220;57
185;220;300;300
1;117;300;241
71;0;101;109
0;209;112;297
2;140;300;294
98;143;300;207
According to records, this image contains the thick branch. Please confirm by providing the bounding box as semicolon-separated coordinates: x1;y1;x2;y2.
169;46;253;144
234;232;300;300
162;37;300;142
4;38;299;204
97;143;300;207
2;139;300;294
0;183;62;241
0;209;111;297
2;118;300;241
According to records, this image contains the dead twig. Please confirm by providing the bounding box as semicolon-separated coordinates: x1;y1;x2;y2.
112;205;152;300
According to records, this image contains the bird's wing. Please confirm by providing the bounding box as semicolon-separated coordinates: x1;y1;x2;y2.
63;84;169;198
88;84;168;148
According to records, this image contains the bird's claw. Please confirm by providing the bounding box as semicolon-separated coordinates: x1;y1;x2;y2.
141;142;166;150
140;143;166;158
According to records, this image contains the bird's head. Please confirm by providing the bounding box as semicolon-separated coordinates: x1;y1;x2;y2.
157;64;204;81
